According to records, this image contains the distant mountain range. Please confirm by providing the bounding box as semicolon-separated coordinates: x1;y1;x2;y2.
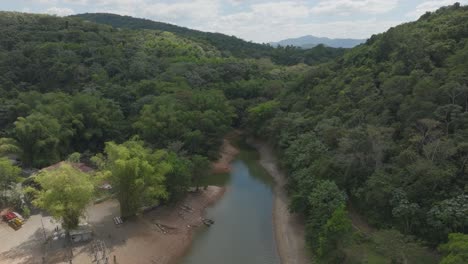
270;35;366;49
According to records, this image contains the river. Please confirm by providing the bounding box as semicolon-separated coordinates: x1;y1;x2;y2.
180;143;281;264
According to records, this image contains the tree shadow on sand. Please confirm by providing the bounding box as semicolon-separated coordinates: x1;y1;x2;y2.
0;229;48;264
1;200;174;263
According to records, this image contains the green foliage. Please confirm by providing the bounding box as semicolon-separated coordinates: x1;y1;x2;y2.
317;205;352;257
0;138;21;156
305;180;347;251
0;157;21;202
249;4;468;255
72;13;344;65
0;6;466;261
32;164;94;230
247;100;280;135
344;229;440;264
14;113;61;167
427;195;468;240
191;155;210;190
164;152;192;203
97;140;171;217
439;233;468;264
67;152;81;163
134;90;234;158
21;205;31;218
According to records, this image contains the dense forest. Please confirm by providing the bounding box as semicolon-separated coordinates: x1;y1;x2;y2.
0;3;467;264
247;3;468;263
0;11;311;218
72;13;347;66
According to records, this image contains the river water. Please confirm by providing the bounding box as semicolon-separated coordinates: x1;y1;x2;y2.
180;145;280;264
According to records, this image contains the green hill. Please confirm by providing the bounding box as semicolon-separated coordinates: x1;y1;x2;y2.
71;13;346;65
71;13;272;58
0;4;467;263
248;3;468;260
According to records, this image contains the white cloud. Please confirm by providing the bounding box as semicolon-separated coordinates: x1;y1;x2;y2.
22;0;454;43
45;6;75;16
208;16;400;43
193;1;312;41
311;0;399;15
406;0;468;18
62;0;136;5
250;1;309;18
212;1;309;27
143;0;221;22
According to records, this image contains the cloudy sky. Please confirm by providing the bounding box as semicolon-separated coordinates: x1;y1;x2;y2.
2;0;467;43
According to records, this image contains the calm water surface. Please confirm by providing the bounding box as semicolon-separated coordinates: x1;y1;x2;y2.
180;146;280;264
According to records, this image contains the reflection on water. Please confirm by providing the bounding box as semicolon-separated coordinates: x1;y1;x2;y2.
180;145;280;264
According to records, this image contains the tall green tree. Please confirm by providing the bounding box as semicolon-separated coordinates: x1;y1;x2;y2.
0;157;21;202
14;113;62;167
317;204;352;257
97;140;171;217
191;155;210;190
32;164;94;231
164;152;192;203
439;233;468;264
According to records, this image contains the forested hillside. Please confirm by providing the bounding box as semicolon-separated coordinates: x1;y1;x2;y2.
0;11;307;207
72;13;346;66
247;3;468;262
0;3;467;263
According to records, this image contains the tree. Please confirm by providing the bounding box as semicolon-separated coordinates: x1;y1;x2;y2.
14;113;62;167
439;233;468;264
0;137;21;156
0;157;20;203
67;152;81;163
371;229;436;263
133;90;233;158
317;204;352;257
391;188;420;234
32;164;94;231
165;152;192;203
191;155;210;190
284;132;328;171
98;140;171;218
305;180;347;250
247;100;279;135
428;195;468;237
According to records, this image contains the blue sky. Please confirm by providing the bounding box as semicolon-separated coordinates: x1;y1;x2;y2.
2;0;467;43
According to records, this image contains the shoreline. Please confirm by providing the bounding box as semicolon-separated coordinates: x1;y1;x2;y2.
0;186;226;264
211;132;241;174
97;135;240;264
249;139;311;264
1;136;238;264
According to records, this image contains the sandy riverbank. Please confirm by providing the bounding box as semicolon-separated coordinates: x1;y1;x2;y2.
1;135;239;264
79;186;226;264
211;133;240;174
0;187;225;264
249;139;311;264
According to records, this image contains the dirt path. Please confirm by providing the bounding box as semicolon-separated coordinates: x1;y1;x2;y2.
249;140;311;264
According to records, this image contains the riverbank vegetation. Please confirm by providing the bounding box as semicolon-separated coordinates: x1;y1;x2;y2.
246;3;468;263
0;11;304;219
0;4;467;263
